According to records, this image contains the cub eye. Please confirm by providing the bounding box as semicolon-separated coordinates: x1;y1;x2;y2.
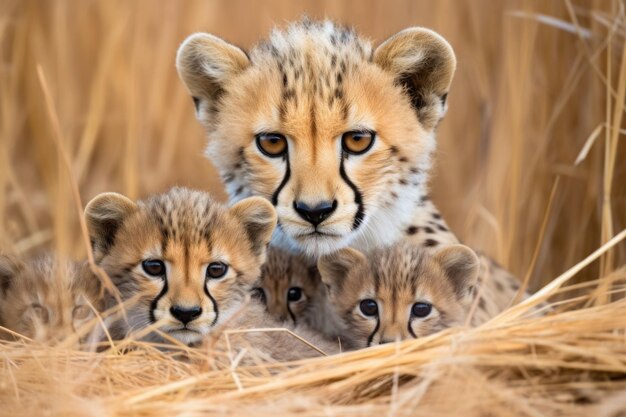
256;133;287;157
252;287;266;303
287;287;303;302
359;299;378;317
30;303;49;323
342;131;375;155
142;259;165;277
73;305;92;320
411;302;432;318
206;262;228;279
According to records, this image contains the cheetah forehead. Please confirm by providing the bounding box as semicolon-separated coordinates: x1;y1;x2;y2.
251;20;372;69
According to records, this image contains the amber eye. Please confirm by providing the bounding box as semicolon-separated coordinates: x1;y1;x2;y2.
411;302;432;318
359;299;378;317
342;131;375;155
206;262;228;279
287;287;303;302
73;305;92;320
30;303;49;323
256;133;287;157
142;259;165;277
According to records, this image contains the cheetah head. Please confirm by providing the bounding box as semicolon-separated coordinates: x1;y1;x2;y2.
176;20;455;257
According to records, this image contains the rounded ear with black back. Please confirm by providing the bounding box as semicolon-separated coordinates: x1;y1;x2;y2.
0;254;23;297
176;33;250;124
374;27;456;130
433;244;480;299
229;197;277;260
318;247;366;298
84;192;138;261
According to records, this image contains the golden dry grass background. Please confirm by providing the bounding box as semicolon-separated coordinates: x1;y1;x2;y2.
1;1;626;416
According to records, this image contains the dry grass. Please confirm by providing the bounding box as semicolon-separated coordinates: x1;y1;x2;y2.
0;0;625;416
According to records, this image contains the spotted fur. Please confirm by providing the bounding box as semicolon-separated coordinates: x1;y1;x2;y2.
254;247;342;335
0;253;104;344
318;242;481;348
177;19;456;256
84;187;277;345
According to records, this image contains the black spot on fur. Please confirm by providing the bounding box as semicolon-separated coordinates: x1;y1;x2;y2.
432;213;441;219
423;227;434;234
399;157;408;163
399;179;408;186
389;146;398;155
424;239;438;247
437;224;449;232
406;226;419;235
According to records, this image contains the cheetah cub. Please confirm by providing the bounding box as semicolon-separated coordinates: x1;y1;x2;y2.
85;187;339;360
85;187;277;345
0;254;104;344
253;247;342;336
318;242;479;348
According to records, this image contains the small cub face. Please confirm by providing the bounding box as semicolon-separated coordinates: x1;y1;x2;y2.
253;248;321;324
85;187;276;345
0;254;103;343
318;243;479;348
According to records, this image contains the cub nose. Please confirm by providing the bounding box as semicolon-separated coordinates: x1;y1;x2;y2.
293;200;337;226
170;306;202;324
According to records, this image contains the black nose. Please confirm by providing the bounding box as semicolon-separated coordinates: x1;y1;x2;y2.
170;306;202;324
293;200;337;226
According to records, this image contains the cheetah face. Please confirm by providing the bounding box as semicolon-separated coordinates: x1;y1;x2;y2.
0;255;103;344
318;243;478;348
85;188;276;345
177;20;456;257
253;247;321;324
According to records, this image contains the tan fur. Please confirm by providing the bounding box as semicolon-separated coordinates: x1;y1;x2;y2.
205;301;340;364
177;19;456;256
255;247;342;335
84;187;277;345
0;253;104;344
318;242;480;349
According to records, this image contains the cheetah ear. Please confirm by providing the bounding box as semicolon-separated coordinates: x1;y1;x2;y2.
84;192;138;260
229;197;277;260
176;33;250;124
433;244;479;298
374;27;456;130
318;248;366;297
0;254;23;296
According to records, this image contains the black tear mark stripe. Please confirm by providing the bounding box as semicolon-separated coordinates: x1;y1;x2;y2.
287;303;297;325
271;154;291;206
339;152;365;230
367;316;380;347
407;318;417;339
204;282;219;327
149;278;169;323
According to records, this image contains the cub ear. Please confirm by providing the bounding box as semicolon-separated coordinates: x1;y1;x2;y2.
433;244;479;298
229;197;277;259
374;27;456;130
318;248;366;297
176;33;250;123
0;254;23;296
84;192;138;259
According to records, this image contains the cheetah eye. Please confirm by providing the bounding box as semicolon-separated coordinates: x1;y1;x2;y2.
206;262;228;279
287;287;303;302
359;299;378;317
342;131;375;155
411;302;432;318
142;259;166;277
252;287;266;304
30;303;49;323
256;133;287;157
73;305;92;320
